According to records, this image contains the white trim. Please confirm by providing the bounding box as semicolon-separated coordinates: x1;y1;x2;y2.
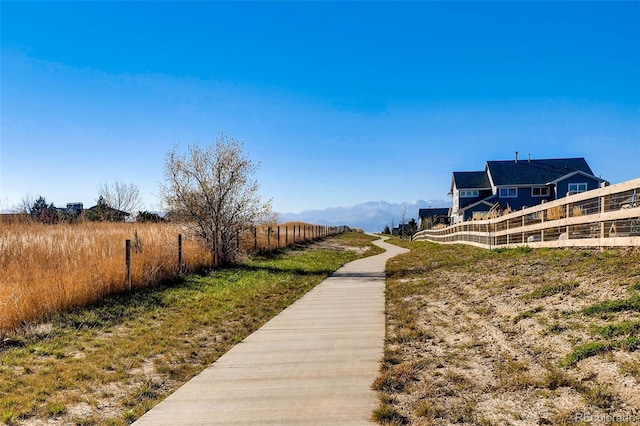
499;187;518;198
568;182;588;194
460;190;479;198
531;186;550;197
459;198;497;213
547;170;606;185
485;163;498;194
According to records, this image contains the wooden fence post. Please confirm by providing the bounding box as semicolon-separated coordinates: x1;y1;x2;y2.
600;193;606;239
267;227;271;249
125;239;132;291
253;227;258;251
178;234;183;273
213;230;218;266
277;226;281;248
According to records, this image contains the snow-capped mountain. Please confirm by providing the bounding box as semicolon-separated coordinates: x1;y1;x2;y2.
278;199;450;233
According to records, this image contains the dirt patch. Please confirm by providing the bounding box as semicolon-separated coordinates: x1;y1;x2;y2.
306;238;372;253
375;244;640;425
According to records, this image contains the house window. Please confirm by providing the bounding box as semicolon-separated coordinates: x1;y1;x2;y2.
532;186;550;197
460;190;479;198
568;183;588;194
499;187;517;198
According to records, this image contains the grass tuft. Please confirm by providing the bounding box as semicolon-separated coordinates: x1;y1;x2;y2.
45;403;66;417
581;295;640;316
541;368;573;390
372;362;422;393
415;400;445;419
372;404;409;425
513;306;544;323
594;321;640;338
562;336;640;367
582;384;616;409
492;245;533;255
521;282;580;300
561;342;609;367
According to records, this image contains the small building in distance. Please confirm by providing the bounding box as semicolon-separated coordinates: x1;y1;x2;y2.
418;208;450;230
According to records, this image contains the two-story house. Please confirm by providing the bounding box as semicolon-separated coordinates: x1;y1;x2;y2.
449;156;607;224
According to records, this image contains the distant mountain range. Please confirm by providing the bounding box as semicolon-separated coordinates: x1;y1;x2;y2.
278;199;450;233
3;201;451;233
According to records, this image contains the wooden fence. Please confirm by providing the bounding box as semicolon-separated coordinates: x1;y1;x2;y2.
0;222;348;331
412;178;640;249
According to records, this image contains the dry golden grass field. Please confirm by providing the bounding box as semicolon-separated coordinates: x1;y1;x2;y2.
0;221;321;333
374;239;640;425
0;232;379;425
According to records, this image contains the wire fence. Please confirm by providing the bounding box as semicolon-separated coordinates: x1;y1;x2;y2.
0;222;347;333
413;178;640;249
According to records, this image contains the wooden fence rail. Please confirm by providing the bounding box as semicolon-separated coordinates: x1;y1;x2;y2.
413;178;640;249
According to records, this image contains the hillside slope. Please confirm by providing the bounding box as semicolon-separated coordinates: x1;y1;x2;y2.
375;242;640;425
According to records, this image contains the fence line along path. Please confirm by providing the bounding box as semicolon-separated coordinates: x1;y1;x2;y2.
133;236;408;425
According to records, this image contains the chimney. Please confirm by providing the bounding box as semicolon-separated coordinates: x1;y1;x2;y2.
515;151;519;163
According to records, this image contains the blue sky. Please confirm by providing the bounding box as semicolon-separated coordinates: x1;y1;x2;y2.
1;1;639;214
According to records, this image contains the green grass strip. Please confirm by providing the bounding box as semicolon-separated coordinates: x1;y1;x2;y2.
594;321;640;338
561;342;610;367
0;232;381;426
561;337;640;367
581;295;640;316
513;306;544;323
521;282;579;300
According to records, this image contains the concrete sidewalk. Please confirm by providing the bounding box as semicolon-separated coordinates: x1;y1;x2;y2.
133;236;408;425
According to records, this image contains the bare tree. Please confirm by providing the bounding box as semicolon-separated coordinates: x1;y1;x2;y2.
98;180;143;214
400;204;407;239
21;195;58;223
16;194;36;214
161;133;272;265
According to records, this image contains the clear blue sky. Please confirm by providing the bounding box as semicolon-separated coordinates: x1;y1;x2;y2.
2;1;639;214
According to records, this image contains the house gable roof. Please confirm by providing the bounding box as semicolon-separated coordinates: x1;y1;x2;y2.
547;170;607;185
418;208;450;219
452;171;492;190
88;205;131;216
458;195;500;214
486;158;595;186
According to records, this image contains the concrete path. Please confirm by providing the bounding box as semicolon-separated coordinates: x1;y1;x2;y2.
133;236;408;425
